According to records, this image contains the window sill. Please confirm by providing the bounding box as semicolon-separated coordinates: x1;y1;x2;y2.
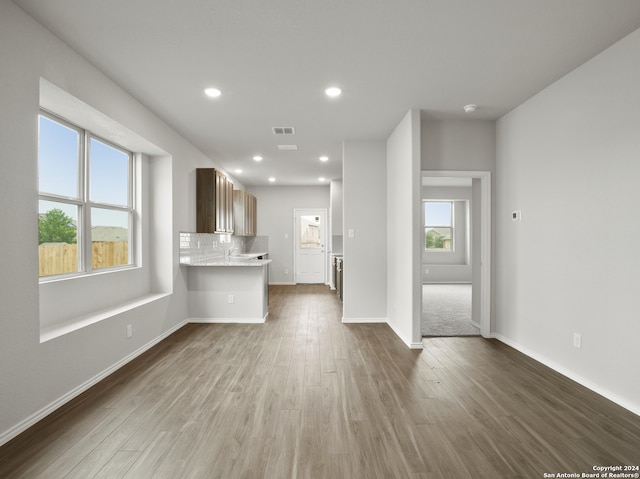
39;264;140;284
40;292;171;343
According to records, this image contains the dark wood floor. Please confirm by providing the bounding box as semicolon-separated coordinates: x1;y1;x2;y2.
1;285;639;478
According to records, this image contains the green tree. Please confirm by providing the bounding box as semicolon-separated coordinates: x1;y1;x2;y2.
425;230;444;249
38;208;77;245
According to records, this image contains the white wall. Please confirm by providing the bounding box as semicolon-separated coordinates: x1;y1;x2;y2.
330;180;343;237
247;186;329;284
386;110;422;348
421;118;496;171
342;141;387;322
496;27;640;414
0;1;236;444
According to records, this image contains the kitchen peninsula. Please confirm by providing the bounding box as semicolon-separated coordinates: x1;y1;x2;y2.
180;233;270;323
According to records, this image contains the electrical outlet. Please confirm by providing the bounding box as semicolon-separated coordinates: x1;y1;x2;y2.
284;269;289;275
512;210;522;222
126;324;133;338
573;333;582;349
228;294;234;304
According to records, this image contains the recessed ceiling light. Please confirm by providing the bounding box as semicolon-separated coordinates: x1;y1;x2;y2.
253;155;263;162
234;169;243;174
325;87;342;98
319;155;329;162
463;104;477;113
204;87;222;98
318;177;326;182
268;177;276;182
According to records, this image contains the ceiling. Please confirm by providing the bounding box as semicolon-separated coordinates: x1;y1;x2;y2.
14;0;640;186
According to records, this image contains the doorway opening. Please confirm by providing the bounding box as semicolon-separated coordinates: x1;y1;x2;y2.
420;171;491;338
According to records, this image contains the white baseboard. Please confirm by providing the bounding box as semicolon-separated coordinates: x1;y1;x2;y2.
386;320;424;350
341;317;387;324
188;314;267;324
491;333;640;417
0;319;188;448
268;282;296;285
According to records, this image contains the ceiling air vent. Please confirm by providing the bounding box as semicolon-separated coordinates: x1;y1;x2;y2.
277;144;298;151
272;127;295;135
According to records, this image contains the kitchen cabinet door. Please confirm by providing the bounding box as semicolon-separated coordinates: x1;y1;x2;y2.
233;190;257;236
224;172;234;233
196;168;233;234
245;192;256;235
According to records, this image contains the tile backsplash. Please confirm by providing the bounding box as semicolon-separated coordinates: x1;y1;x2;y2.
179;232;269;263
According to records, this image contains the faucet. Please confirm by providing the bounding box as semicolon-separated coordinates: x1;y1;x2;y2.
227;247;238;258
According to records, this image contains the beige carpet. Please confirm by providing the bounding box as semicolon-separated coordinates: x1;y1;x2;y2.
422;284;479;337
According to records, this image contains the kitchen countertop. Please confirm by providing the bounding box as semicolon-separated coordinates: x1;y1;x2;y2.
180;252;270;267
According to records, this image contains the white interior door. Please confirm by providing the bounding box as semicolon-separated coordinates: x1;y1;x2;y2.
294;209;326;284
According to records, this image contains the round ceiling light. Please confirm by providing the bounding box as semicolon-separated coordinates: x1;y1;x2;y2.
325;87;342;98
268;177;276;182
319;155;329;162
318;177;326;182
204;87;222;98
463;104;477;113
253;155;263;162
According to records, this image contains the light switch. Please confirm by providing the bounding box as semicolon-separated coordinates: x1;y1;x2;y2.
348;228;355;238
573;333;582;349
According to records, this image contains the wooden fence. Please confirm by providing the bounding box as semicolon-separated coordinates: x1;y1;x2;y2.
39;241;129;277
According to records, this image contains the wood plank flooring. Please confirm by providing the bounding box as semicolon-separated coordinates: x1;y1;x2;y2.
1;284;639;478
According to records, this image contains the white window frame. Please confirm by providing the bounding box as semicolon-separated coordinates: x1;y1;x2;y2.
38;110;137;281
424;200;455;252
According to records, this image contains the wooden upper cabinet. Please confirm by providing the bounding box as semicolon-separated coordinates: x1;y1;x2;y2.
233;190;257;236
196;168;234;234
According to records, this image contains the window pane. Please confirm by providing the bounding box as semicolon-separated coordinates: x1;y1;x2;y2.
38;200;79;276
426;227;452;251
38;116;80;198
91;208;130;269
300;215;321;249
90;138;130;206
425;202;452;226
